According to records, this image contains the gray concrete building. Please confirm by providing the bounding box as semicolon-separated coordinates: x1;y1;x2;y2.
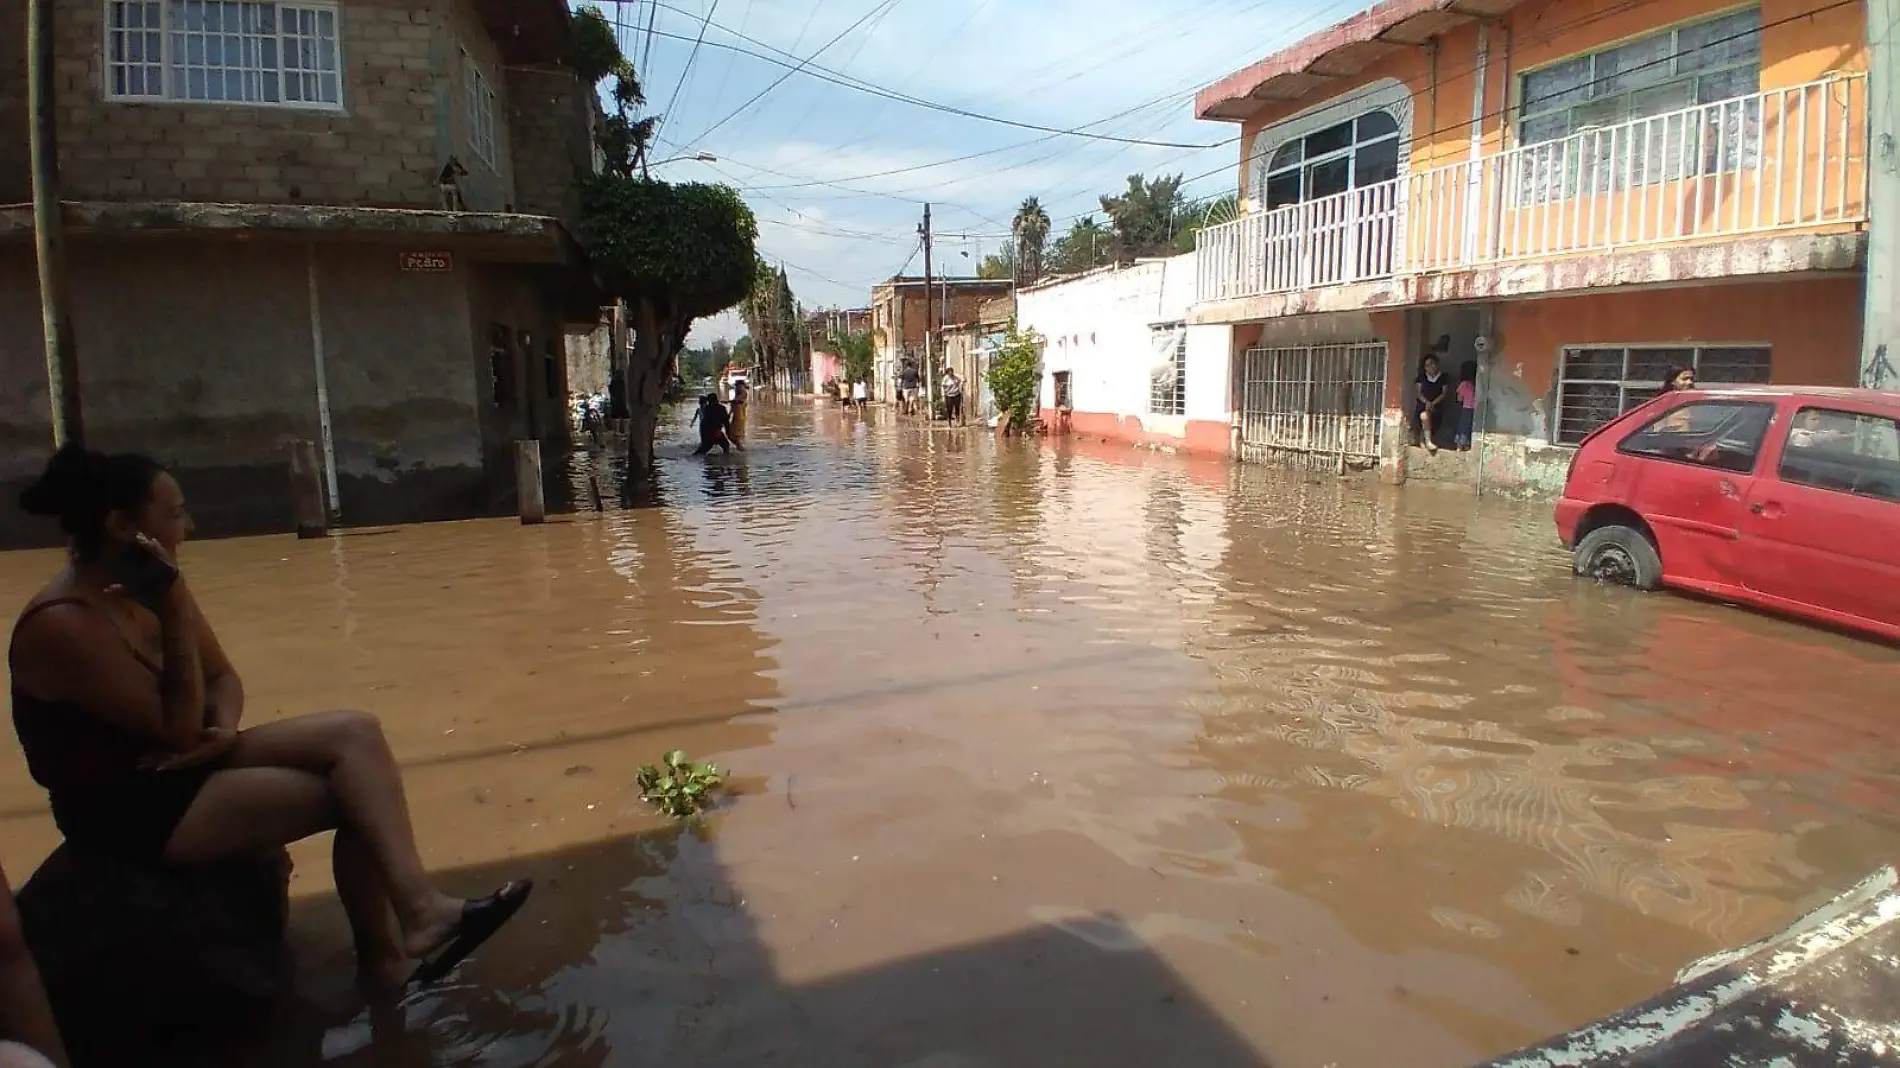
0;0;603;546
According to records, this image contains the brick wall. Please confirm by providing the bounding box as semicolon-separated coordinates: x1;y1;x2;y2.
0;0;541;211
891;285;1014;347
507;67;593;223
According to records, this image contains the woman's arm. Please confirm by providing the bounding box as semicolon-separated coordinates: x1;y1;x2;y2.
0;865;68;1068
12;591;201;752
191;596;243;733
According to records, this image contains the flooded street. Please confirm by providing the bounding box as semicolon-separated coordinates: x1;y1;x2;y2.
5;399;1900;1068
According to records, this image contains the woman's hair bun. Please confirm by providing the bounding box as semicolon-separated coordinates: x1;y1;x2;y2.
17;443;104;517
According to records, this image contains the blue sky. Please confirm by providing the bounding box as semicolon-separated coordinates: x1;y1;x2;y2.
591;0;1354;342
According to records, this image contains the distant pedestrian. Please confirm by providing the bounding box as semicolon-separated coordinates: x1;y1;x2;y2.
900;365;921;416
942;369;964;424
851;379;868;411
1454;360;1478;451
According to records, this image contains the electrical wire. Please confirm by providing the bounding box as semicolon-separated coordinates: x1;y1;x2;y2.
678;0;908;153
643;25;1226;150
660;0;722;131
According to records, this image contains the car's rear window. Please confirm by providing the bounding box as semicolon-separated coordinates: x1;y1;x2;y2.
1779;407;1900;504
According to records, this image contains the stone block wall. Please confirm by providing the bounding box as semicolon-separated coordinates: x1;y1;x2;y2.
506;66;594;223
0;236;496;545
0;0;544;211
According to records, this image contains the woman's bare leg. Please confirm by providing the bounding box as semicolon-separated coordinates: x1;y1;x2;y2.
333;829;406;990
166;713;463;958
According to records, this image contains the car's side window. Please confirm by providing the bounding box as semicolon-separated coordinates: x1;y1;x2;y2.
1779;407;1900;504
1618;401;1775;474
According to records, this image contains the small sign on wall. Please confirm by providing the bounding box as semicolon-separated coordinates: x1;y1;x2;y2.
400;251;452;272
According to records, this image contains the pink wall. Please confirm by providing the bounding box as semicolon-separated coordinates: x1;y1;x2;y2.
810;350;844;387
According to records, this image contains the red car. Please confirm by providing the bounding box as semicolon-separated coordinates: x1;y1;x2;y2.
1556;386;1900;642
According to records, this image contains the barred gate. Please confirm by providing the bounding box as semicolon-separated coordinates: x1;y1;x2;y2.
1238;343;1388;464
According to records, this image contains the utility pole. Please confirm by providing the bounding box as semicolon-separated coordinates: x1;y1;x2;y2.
29;0;83;445
920;203;936;418
1864;0;1900;390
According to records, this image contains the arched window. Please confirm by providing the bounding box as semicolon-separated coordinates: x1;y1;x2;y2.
1262;109;1401;211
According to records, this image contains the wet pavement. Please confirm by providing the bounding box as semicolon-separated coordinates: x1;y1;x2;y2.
3;399;1899;1067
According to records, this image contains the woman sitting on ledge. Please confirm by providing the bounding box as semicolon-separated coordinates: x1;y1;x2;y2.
7;445;531;993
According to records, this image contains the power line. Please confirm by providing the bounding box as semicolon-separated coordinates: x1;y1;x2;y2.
660;0;722;132
640;0;660;77
680;0;906;153
644;24;1224;150
705;0;756;119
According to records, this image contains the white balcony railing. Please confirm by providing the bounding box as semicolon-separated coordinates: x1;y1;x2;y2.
1196;75;1868;304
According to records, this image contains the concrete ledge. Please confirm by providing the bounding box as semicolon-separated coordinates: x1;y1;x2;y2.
1191;230;1867;324
1479;866;1900;1068
0;200;581;263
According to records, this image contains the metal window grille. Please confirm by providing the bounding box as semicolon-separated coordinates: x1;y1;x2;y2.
465;53;498;167
1554;343;1771;444
105;0;340;107
1239;342;1387;462
1149;329;1187;416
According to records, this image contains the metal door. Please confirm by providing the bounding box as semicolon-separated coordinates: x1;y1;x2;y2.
1238;342;1387;464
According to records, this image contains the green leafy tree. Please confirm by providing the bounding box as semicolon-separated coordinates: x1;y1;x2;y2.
678;344;718;381
977;239;1015;280
1011;198;1050;283
740;260;806;387
1100;173;1188;261
582;178;756;484
828;329;875;385
730;335;756;367
985;319;1042;433
572;5;655;177
1048;215;1112;275
577;23;757;493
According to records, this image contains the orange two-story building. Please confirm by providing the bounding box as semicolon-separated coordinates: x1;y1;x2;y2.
1193;0;1867;492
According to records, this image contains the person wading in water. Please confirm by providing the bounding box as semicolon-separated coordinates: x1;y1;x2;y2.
692;394;737;455
728;377;749;443
7;446;532;996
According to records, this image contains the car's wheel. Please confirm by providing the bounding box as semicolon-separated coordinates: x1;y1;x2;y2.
1574;524;1663;591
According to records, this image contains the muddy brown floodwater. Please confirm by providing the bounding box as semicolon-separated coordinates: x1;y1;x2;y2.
4;400;1900;1068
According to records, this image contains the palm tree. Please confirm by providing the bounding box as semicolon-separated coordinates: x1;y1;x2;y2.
1011;197;1051;284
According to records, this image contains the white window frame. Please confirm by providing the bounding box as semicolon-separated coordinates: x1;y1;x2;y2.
1514;7;1762;202
104;0;344;111
464;50;499;169
1553;342;1771;445
1262;110;1402;211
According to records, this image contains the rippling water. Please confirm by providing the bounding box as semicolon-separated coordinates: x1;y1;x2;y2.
3;400;1899;1068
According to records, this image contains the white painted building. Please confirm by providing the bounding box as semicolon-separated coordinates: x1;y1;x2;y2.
1017;252;1236;457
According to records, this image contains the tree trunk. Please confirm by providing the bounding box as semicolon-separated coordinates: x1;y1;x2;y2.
622;297;685;507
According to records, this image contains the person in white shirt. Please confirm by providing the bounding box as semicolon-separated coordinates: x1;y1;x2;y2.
851;380;868;411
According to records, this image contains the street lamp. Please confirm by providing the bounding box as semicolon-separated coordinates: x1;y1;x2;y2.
650;152;717;166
